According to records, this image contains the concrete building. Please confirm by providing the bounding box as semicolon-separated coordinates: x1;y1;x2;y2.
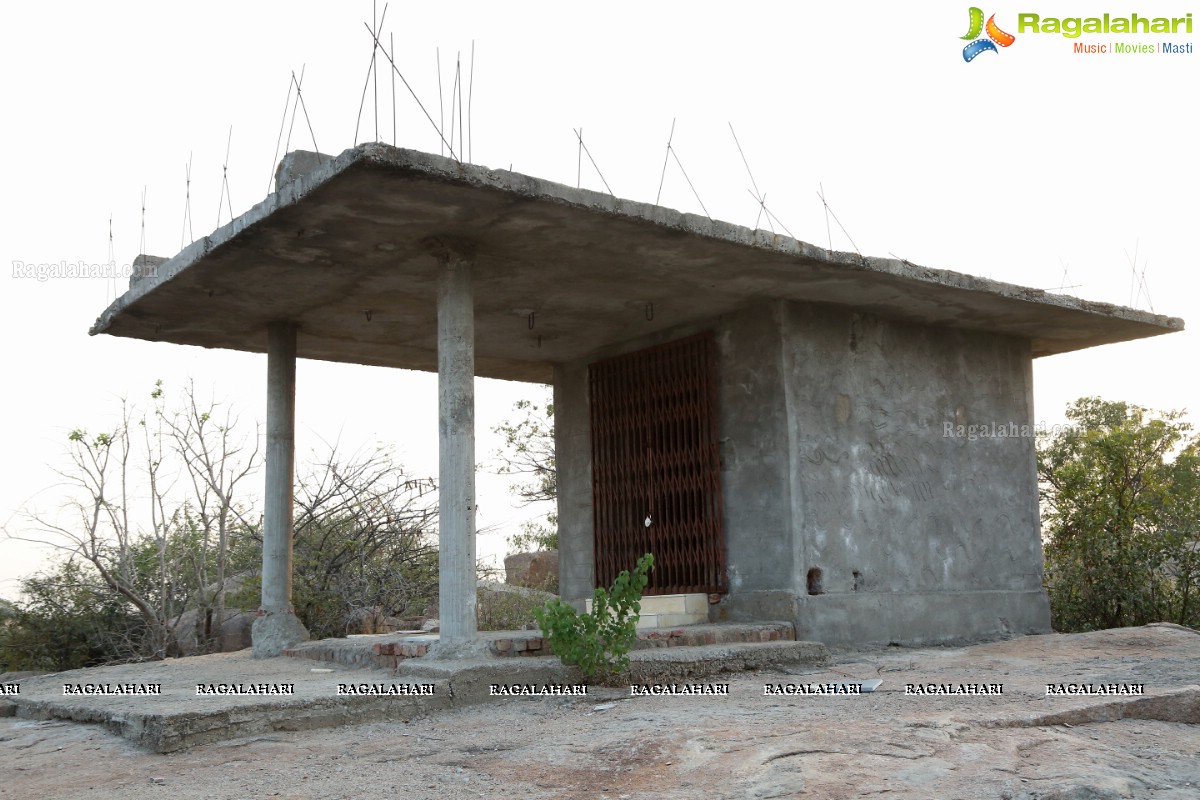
91;144;1183;651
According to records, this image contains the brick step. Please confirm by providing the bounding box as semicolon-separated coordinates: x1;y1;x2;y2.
284;634;438;671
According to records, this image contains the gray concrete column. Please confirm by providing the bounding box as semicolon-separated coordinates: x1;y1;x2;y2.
437;251;478;644
252;321;310;657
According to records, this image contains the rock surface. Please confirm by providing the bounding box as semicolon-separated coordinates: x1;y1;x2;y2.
1;624;1198;799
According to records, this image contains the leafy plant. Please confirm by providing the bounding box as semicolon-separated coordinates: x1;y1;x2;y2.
507;517;559;553
533;553;654;684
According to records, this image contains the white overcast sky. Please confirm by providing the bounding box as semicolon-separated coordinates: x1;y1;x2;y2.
0;1;1196;597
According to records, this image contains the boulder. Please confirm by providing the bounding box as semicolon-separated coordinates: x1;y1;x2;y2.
504;550;560;592
346;607;381;635
173;607;255;656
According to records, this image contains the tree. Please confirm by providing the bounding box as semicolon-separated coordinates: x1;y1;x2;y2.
285;445;439;639
5;382;261;661
153;380;261;654
0;558;147;672
492;392;558;552
4;384;442;662
1038;397;1200;632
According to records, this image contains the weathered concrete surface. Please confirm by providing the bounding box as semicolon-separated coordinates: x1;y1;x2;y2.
772;301;1050;645
395;639;826;703
554;361;594;608
273;149;329;191
625;640;826;683
2;625;1197;799
996;686;1200;727
4;651;449;753
128;253;167;288
250;612;310;660
254;321;309;657
3;634;823;752
435;248;478;644
90;144;1182;382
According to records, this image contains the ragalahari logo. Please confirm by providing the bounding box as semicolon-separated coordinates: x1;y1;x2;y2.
961;7;1016;61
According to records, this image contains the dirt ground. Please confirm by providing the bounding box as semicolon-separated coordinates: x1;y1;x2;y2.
2;624;1197;800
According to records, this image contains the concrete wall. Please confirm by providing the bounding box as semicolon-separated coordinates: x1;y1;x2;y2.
768;302;1048;644
555;300;1051;644
713;303;796;613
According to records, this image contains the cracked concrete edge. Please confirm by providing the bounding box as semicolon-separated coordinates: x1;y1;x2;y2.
3;639;818;753
990;685;1200;728
396;657;582;705
90;143;1184;339
8;688;456;753
626;641;828;683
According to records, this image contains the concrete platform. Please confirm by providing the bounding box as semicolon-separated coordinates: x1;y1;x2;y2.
3;651;445;753
4;631;826;753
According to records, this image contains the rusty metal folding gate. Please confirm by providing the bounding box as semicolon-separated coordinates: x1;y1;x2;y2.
589;332;726;596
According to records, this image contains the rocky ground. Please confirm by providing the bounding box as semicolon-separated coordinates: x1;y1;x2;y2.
2;624;1198;800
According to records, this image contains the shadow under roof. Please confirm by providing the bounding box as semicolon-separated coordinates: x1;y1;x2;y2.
91;144;1183;383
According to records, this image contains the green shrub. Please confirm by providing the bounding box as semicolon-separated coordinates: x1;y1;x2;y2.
533;553;653;684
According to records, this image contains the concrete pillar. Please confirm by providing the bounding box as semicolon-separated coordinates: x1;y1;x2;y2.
437;250;478;644
252;321;310;657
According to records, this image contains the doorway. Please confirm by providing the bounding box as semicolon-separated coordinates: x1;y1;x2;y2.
588;332;726;595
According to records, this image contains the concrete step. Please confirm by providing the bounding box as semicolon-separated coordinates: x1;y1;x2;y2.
284;621;798;671
6;636;826;753
284;632;440;671
633;621;794;650
626;640;827;683
395;639;828;704
585;592;710;629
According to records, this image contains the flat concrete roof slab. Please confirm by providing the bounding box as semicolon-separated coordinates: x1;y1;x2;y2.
91;144;1182;380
